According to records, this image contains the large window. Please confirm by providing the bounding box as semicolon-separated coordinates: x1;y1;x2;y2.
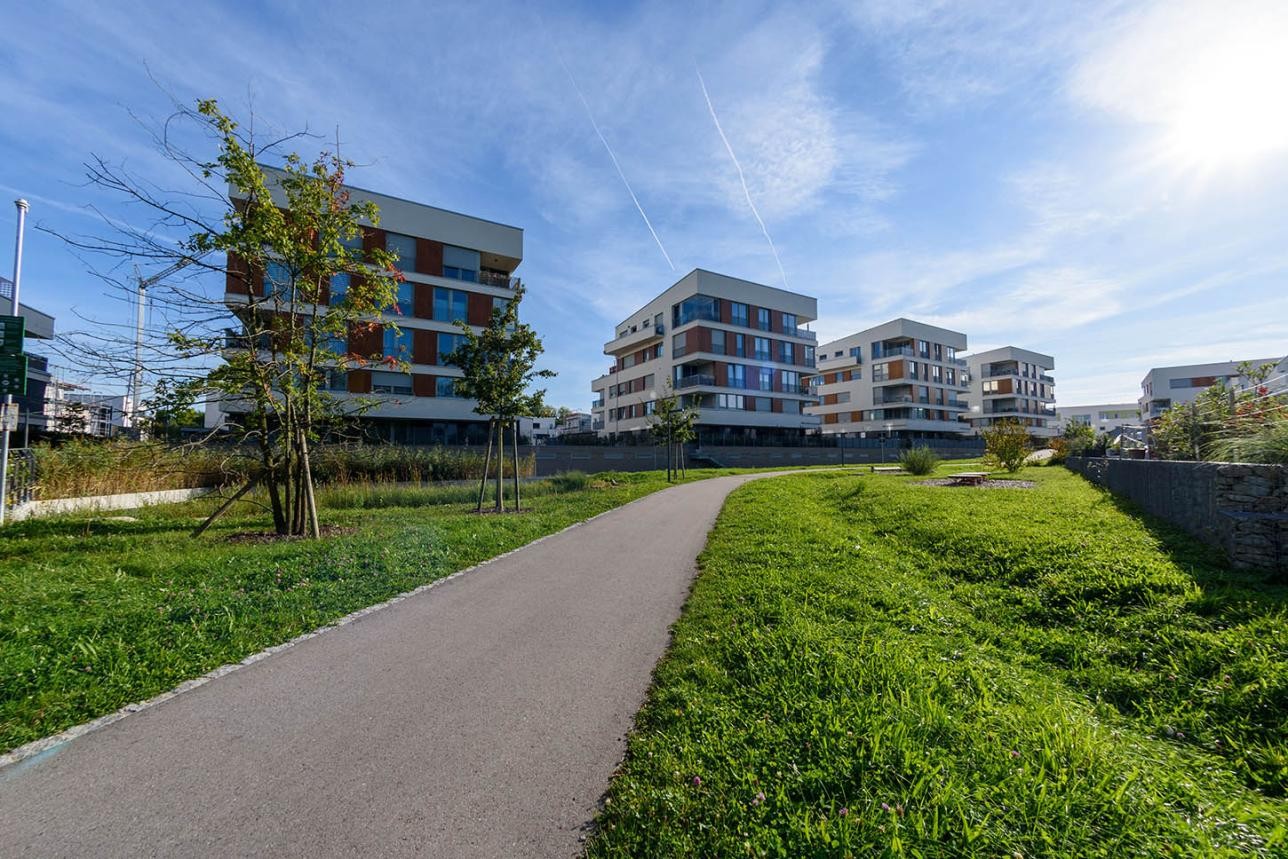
384;327;412;359
266;261;294;301
757;307;771;331
436;376;463;398
339;231;364;260
804;345;815;367
329;273;349;305
671;332;687;357
782;313;797;336
780;341;795;364
715;393;744;409
385;233;417;272
443;245;480;282
673;295;720;327
731;333;745;357
393;280;414;314
437;332;467;364
753;337;771;361
782;399;802;414
849;345;862;362
371;371;412;395
727;364;746;388
758;367;774;391
324;369;348;391
730;301;749;327
434;287;469;323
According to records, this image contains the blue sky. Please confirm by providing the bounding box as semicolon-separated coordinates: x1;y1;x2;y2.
3;0;1287;409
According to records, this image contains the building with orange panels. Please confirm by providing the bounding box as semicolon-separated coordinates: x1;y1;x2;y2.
961;346;1057;437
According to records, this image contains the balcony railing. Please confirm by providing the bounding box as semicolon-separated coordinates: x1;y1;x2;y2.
790;329;817;341
592;420;604;430
1039;374;1055;384
675;374;715;389
476;271;521;289
25;352;49;374
875;345;916;359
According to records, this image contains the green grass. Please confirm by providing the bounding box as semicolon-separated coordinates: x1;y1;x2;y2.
588;466;1288;857
0;467;768;755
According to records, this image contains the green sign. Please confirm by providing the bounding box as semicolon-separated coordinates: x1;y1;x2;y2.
0;353;27;396
0;315;23;354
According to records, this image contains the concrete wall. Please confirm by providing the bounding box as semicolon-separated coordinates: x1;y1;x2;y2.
10;487;216;521
1065;457;1287;574
526;443;981;474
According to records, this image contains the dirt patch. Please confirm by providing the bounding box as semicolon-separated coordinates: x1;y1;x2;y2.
915;478;1036;489
224;525;358;544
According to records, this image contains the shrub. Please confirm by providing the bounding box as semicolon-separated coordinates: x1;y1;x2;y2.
549;470;590;492
898;445;941;475
981;419;1031;473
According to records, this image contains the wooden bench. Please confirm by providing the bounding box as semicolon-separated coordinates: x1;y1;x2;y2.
870;465;903;474
947;471;990;486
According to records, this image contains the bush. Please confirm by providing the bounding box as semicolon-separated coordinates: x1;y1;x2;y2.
981;419;1031;473
898;445;941;475
549;470;590;492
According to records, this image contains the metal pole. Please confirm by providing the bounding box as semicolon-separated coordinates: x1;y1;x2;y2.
130;275;146;431
0;198;29;526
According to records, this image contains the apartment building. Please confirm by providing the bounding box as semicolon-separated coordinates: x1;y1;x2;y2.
590;269;819;442
44;380;130;437
1055;402;1140;435
961;346;1058;437
556;411;593;436
805;319;971;438
0;277;55;442
1139;357;1288;421
217;172;523;445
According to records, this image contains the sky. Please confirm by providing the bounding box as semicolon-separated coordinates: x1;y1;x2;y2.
2;0;1287;410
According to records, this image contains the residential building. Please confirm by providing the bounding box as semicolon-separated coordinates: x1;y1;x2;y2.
1139;357;1288;421
517;415;556;445
215;171;523;445
556;410;594;436
962;346;1058;437
44;380;129;437
590;269;819;442
0;276;55;442
806;319;971;439
1055;402;1140;435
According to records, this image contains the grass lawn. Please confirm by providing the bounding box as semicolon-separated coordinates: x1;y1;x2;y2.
588;466;1288;857
0;467;768;755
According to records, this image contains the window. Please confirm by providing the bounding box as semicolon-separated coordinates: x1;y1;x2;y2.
371;371;412;395
339;231;364;260
933;343;943;362
384;327;412;359
392;280;414;314
436;376;462;398
752;397;772;412
753;337;771;361
672;332;687;358
711;330;726;355
917;339;930;358
437;332;467;364
730;301;749;327
443;245;480;282
385;233;417;271
849;346;862;361
732;333;745;357
727;364;746;388
757;307;771;331
907;360;919;380
715;393;744;409
872;362;890;382
837;391;851;404
322;332;346;356
643;400;656;416
758;367;774;391
434;287;468;323
946;368;956;386
673;295;719;327
781;370;800;393
653;343;663;360
780;341;795;364
931;365;942;383
804;345;815;367
622;353;638;369
329;273;349;305
266;261;294;301
782;313;797;336
781;399;801;414
324;369;348;391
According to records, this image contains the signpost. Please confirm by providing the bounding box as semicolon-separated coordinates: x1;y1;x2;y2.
0;353;27;396
0;199;28;525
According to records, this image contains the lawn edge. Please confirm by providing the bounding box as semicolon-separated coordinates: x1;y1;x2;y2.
0;483;680;771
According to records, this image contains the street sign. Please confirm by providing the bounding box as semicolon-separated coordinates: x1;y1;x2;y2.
0;353;27;396
0;403;16;432
0;314;23;354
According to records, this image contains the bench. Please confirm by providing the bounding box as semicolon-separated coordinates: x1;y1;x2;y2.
947;471;990;486
870;466;903;474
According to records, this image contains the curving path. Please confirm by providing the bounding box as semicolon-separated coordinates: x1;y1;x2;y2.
0;471;801;857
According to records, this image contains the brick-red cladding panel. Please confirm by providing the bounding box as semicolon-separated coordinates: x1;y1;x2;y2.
412;373;435;397
720;301;732;324
413;283;434;319
413;329;436;365
348;321;383;358
415;238;444;276
772;398;783;413
347;369;372;394
467;292;492;326
362;227;386;258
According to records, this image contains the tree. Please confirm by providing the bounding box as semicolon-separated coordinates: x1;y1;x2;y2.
445;285;553;512
981;419;1031;473
649;383;697;482
1150;361;1286;461
1061;421;1095;455
53;99;401;537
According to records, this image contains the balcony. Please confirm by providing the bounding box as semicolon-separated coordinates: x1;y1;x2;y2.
875;345;916;359
591;397;604;409
605;322;665;355
1039;374;1055;384
876;394;915;405
592;420;604;431
476;271;521;290
790;329;817;341
675;374;715;389
25;352;49;374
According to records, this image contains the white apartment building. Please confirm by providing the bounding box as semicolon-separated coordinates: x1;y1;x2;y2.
517;416;556;445
1139;357;1288;421
962;346;1058;437
590;269;820;442
557;411;594;436
215;171;524;445
1055;403;1140;435
806;319;971;439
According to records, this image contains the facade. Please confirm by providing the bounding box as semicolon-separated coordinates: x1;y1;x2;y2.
590;269;819;442
556;411;593;436
806;319;970;439
1055;402;1140;435
962;346;1058;437
0;277;55;442
1139;358;1288;421
517;416;556;445
216;172;523;445
43;381;130;437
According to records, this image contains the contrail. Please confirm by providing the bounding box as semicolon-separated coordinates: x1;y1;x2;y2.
556;54;675;271
697;68;788;290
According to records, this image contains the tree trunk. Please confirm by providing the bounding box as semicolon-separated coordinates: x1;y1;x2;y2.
511;419;521;513
298;426;321;539
192;475;260;537
477;419;494;513
666;434;673;482
495;416;504;513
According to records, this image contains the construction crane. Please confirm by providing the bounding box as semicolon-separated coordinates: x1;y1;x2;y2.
129;254;208;429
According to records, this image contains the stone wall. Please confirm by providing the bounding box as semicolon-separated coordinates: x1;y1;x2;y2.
1065;457;1288;573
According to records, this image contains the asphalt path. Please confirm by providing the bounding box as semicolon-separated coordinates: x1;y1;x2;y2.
0;471;799;857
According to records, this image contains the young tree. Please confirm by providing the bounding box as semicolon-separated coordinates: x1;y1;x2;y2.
53;99;401;536
649;383;697;482
981;418;1031;473
1061;421;1095;455
445;285;553;512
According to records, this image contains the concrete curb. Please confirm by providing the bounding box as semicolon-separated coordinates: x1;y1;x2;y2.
9;487;217;521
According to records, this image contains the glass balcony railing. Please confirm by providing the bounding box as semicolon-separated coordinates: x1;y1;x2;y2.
675;374;715;389
875;345;916;359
